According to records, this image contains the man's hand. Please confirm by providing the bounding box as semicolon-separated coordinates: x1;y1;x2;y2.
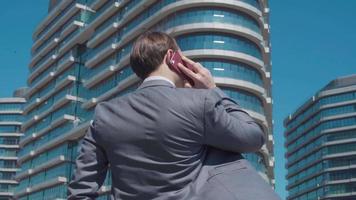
177;52;216;89
183;79;193;88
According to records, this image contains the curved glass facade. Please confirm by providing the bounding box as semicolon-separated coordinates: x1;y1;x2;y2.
221;87;265;114
177;33;262;59
241;0;261;9
285;75;356;200
17;0;272;199
158;7;261;33
286;92;356;131
197;59;263;86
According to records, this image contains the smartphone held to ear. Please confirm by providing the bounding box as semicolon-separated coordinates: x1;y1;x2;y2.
167;52;195;86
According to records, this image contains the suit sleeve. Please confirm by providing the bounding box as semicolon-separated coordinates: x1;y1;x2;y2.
203;87;265;153
67;118;109;199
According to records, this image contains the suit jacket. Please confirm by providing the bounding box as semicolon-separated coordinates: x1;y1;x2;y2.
67;79;280;200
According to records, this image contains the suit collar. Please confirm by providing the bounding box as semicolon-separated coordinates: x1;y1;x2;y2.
137;79;176;90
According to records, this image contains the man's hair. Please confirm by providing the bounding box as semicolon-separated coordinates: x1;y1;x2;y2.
130;31;179;79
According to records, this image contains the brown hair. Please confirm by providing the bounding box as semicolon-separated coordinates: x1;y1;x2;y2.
130;31;179;79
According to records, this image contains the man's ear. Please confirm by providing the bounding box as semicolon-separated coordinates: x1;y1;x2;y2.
165;49;174;65
165;53;170;66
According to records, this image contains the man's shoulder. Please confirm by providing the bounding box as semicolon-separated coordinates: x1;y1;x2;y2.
174;88;210;97
94;94;130;119
175;87;225;101
93;87;222;118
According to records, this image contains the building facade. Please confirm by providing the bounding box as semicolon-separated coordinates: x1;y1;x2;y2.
15;0;273;199
0;88;26;199
285;74;356;200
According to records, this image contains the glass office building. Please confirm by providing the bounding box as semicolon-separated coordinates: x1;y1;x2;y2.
0;88;26;199
15;0;274;199
285;74;356;200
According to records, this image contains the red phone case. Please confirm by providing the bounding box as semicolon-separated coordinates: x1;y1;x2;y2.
168;52;195;86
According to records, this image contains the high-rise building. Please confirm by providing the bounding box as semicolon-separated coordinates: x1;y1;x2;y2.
15;0;273;199
285;74;356;200
0;88;26;199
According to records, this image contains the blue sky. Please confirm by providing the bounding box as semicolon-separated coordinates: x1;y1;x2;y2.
270;0;356;198
0;0;48;97
0;0;356;199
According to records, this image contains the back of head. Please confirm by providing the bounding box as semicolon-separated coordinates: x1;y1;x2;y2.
130;31;179;79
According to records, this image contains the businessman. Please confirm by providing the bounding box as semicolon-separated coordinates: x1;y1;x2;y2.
67;31;280;199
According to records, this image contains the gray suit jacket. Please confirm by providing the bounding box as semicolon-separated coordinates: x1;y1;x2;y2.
67;79;280;200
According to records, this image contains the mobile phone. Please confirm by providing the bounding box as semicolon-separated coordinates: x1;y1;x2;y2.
168;52;195;86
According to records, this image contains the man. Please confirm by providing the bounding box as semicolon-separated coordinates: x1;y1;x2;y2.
67;32;280;199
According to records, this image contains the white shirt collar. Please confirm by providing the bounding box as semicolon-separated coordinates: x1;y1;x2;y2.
143;76;175;87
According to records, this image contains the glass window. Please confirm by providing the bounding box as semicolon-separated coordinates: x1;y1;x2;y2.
177;33;262;59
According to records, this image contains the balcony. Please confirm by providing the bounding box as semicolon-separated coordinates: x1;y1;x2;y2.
31;9;92;66
86;43;117;68
0;168;19;172
0;155;17;160
27;55;57;89
87;0;153;48
286;149;356;179
31;75;76;109
31;4;83;62
82;52;131;89
15;155;66;181
166;23;263;49
0;180;17;184
27;60;57;84
22;94;83;132
14;176;67;198
286;113;356;146
29;11;94;74
60;20;82;42
29;62;56;86
185;49;265;73
82;74;138;109
0;121;22;126
87;0;124;31
55;75;77;92
32;0;74;41
58;25;85;56
23;98;40;115
0;144;19;149
19;119;88;165
219;76;266;97
24;55;75;103
26;72;56;99
30;3;79;66
0;192;12;197
287;164;356;190
20;95;84;148
56;52;76;75
87;22;119;48
83;65;121;88
90;0;108;10
31;38;59;62
0;110;22;115
19;133;36;148
18;114;76;164
286;99;356;136
0;133;23;137
25;75;77;115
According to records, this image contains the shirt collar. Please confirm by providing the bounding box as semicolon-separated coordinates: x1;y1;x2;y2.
143;76;175;87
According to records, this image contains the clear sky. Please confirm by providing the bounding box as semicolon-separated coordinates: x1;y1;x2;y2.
0;0;356;199
270;0;356;199
0;0;48;97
